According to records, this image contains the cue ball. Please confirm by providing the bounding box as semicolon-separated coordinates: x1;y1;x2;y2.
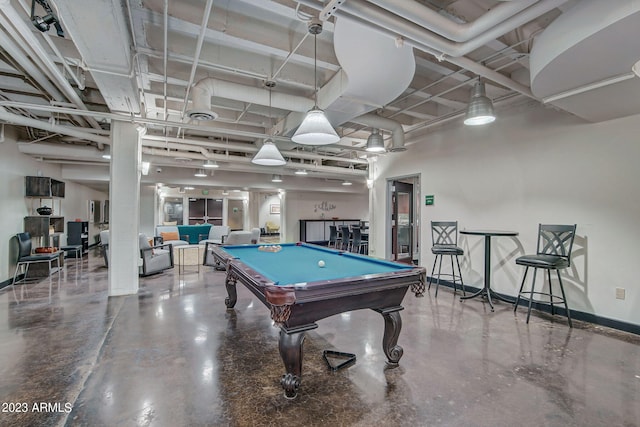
318;260;325;267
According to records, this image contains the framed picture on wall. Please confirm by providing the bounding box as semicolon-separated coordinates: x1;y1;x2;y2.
270;204;280;214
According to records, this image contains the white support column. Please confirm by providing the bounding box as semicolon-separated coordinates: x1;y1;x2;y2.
248;192;260;229
279;191;287;242
108;121;141;296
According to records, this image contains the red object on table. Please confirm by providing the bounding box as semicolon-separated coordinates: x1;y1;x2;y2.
35;247;57;253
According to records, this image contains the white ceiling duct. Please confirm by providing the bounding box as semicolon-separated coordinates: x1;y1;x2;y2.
187;78;315;121
17;142;105;160
298;0;567;59
324;15;415;125
366;0;537;43
530;0;640;122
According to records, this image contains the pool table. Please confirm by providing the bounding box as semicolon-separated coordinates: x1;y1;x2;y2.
209;242;426;398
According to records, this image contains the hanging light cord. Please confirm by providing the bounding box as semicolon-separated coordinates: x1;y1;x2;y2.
313;33;318;108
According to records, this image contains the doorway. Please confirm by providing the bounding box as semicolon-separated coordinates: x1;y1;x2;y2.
387;176;420;264
227;199;245;230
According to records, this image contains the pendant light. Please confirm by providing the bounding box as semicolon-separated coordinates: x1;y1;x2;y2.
464;78;495;126
252;80;286;166
292;20;340;145
366;128;386;153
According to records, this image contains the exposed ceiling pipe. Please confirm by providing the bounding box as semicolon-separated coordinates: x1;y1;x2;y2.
0;108;110;146
350;113;406;152
142;148;366;177
295;0;557;97
15;0;85;90
0;26;66;100
0;2;104;138
179;0;214;123
141;136;369;165
366;0;537;43
186;77;315;121
17;141;105;159
15;139;367;177
303;0;567;58
0;100;371;155
162;0;169;122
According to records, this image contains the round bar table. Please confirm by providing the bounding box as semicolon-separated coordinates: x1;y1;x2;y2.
459;229;519;311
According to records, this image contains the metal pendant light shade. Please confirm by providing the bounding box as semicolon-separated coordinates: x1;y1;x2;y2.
252;79;286;166
252;139;286;166
464;80;495;126
366;128;386;152
291;21;339;145
292;108;340;145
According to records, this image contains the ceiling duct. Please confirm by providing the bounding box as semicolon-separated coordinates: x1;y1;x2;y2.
187;78;315;121
324;15;415;125
530;0;640;122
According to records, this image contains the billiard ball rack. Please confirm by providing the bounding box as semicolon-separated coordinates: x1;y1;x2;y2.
322;350;356;372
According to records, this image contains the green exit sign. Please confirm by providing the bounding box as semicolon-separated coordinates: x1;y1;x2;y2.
425;195;434;205
202;189;209;195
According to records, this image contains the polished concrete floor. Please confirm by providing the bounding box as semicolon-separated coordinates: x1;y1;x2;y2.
1;249;639;427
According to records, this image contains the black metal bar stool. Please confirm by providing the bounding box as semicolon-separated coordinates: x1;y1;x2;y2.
429;221;465;297
514;224;577;327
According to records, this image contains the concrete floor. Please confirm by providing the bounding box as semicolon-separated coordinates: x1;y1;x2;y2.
1;249;639;427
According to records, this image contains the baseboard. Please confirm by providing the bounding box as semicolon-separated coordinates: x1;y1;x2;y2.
0;274;24;290
428;277;640;336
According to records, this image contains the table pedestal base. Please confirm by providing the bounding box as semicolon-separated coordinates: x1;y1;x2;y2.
460;286;513;311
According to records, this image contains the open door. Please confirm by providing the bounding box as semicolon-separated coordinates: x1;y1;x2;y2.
391;180;414;264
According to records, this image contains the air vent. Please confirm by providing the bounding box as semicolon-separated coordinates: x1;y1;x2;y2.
388;146;407;152
186;110;218;121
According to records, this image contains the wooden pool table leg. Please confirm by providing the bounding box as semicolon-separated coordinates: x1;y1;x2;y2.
375;306;404;367
224;271;238;308
279;324;318;399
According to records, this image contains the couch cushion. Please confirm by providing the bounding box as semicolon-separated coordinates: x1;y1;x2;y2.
161;231;180;242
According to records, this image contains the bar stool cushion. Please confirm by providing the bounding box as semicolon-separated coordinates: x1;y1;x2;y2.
516;254;569;269
431;244;463;255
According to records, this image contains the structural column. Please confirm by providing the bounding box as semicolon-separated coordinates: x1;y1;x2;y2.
108;121;141;296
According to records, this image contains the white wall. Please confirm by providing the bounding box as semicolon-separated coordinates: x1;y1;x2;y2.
372;101;640;326
284;190;369;243
0;128;108;284
258;193;281;230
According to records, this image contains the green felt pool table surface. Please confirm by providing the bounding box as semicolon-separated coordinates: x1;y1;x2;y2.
220;243;413;285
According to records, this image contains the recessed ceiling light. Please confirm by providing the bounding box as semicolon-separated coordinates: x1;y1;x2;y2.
203;159;219;168
342;180;352;186
295;169;308;175
194;169;207;177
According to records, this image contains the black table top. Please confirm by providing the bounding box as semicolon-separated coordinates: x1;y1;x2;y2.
460;229;519;237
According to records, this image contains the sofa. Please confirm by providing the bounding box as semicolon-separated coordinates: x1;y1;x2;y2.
155;224;215;245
